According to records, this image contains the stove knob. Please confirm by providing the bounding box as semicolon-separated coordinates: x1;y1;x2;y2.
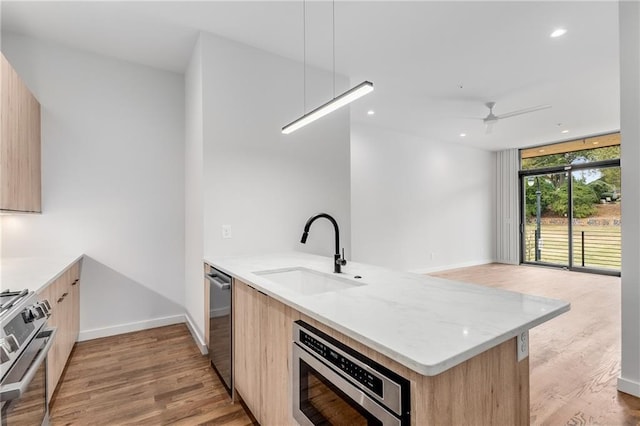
0;338;13;362
42;299;52;311
5;335;19;352
0;345;9;363
21;309;35;323
31;305;46;320
38;301;51;316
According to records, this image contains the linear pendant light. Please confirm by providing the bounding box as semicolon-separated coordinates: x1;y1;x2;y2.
282;1;374;135
282;81;374;134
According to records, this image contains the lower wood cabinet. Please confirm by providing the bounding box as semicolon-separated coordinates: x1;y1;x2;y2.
38;259;82;403
233;279;299;425
233;280;264;420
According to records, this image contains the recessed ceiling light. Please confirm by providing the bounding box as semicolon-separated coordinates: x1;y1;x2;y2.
593;141;600;145
539;149;546;153
367;110;375;116
550;28;567;38
460;133;466;137
561;129;569;134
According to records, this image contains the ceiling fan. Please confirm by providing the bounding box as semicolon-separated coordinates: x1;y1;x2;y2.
482;101;551;134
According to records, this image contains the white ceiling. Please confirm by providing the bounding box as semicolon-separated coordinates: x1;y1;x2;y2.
1;1;620;151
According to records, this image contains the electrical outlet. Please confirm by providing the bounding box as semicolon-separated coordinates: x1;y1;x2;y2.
517;330;529;361
221;225;232;239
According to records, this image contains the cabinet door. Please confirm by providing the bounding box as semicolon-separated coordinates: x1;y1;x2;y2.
69;265;81;342
233;280;265;422
261;296;300;426
0;53;41;212
42;274;67;403
39;265;79;403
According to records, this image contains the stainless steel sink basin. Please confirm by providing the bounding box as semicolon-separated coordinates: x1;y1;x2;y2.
254;267;365;295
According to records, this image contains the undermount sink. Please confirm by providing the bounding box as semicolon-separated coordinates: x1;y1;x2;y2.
254;267;365;296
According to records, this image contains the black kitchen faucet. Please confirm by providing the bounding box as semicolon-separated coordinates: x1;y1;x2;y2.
300;213;347;273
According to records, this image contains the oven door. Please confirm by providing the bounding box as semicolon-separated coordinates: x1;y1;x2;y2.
1;328;56;426
292;344;401;426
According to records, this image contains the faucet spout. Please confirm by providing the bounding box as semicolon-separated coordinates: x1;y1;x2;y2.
300;213;346;273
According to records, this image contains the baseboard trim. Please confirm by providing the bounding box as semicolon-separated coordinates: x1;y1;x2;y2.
78;314;185;342
618;376;640;397
409;259;494;274
185;312;208;355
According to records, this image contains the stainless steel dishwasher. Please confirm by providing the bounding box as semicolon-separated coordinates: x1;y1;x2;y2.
205;268;232;395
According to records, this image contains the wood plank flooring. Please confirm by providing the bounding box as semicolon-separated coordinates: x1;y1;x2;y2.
49;324;253;426
433;263;640;426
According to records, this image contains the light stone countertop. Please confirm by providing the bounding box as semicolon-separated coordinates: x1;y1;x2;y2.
204;251;570;376
1;254;84;294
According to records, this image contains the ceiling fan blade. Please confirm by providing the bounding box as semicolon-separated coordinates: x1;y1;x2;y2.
497;104;552;120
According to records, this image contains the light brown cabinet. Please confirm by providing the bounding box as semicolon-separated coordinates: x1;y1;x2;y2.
233;280;265;420
38;260;82;403
232;279;299;425
0;53;41;213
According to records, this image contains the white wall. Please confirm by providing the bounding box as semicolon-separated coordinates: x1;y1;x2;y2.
351;124;495;272
0;34;186;339
184;35;205;347
201;32;351;259
618;0;640;398
183;32;351;339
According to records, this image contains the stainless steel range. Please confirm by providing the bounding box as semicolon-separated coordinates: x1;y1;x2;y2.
0;289;56;426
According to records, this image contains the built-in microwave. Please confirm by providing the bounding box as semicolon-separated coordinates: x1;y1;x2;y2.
292;320;410;426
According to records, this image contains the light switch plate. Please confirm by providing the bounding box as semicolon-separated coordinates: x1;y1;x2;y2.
517;330;529;361
222;225;232;239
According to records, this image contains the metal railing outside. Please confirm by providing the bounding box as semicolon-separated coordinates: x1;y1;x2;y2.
524;227;621;270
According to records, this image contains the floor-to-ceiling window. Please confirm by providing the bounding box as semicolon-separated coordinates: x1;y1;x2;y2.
520;133;621;275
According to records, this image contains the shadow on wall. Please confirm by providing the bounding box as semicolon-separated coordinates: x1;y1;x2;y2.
79;256;185;341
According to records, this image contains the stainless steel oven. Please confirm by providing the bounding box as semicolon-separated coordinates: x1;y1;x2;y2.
292;321;410;426
1;290;55;426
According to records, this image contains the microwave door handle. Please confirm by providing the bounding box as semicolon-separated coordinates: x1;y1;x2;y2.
0;328;58;401
205;274;231;290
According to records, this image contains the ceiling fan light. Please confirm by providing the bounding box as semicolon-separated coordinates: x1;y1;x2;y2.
282;81;374;134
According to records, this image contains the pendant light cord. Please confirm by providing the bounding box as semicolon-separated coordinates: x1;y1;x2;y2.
303;0;307;114
332;0;336;98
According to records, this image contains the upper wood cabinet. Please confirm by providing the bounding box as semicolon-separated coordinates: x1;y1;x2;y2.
0;53;41;213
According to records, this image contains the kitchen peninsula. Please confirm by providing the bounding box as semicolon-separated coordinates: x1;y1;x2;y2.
204;252;570;426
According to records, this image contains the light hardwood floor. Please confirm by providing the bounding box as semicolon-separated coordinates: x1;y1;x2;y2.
49;324;253;426
51;264;640;425
433;263;640;426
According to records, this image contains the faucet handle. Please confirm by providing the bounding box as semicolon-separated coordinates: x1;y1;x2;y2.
336;248;347;266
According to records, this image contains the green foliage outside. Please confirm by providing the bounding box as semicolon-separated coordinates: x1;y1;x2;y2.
548;180;598;218
588;180;613;200
524;178;555;217
523;144;620;219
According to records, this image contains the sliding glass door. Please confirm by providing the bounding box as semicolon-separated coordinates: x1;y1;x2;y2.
522;172;569;267
571;165;621;272
521;164;621;274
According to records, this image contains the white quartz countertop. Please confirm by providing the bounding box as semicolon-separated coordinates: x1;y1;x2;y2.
1;254;84;294
204;252;570;376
